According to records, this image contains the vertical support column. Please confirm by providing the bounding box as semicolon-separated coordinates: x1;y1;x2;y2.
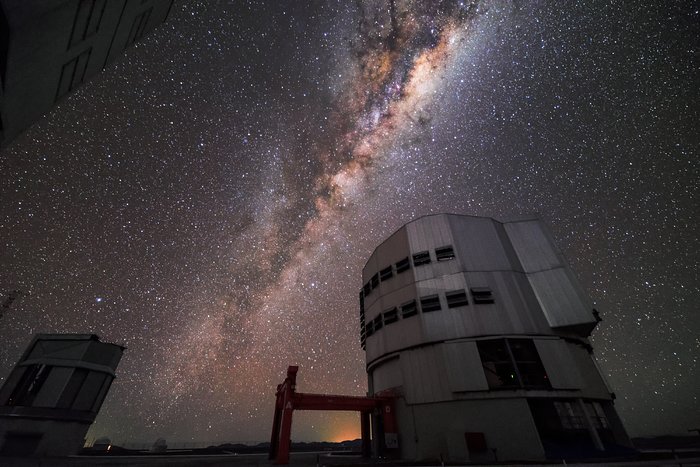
361;410;371;458
268;402;282;460
276;398;294;464
273;367;299;465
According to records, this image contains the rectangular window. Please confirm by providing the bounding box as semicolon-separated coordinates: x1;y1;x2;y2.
435;245;455;261
373;315;383;332
379;266;393;282
126;8;153;47
509;339;550;387
586;401;610;429
371;273;379;289
554;401;586;429
68;0;106;48
7;364;51;407
446;290;469;308
56;48;92;101
395;257;410;273
365;320;374;337
477;340;519;389
470;286;495;304
420;294;441;312
56;58;77;100
363;282;371;297
71;49;91;89
84;0;106;37
477;339;550;389
383;307;398;324
400;299;417;318
412;251;431;266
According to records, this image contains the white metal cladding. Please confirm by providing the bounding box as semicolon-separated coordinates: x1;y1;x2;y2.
362;223;410;284
365;282;416;321
371;357;403;393
463;271;548;334
362;214;598;362
504;219;562;272
442;341;489;392
366;310;424;362
407;398;546;461
446;215;516;272
399;345;452;404
405;214;454;256
362;226;412;311
527;268;594;328
534;338;583;389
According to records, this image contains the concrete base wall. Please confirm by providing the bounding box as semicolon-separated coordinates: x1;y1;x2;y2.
0;417;90;457
394;398;545;462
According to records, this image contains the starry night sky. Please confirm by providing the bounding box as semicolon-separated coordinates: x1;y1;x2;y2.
0;0;698;445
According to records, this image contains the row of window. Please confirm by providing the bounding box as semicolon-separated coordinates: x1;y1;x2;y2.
361;245;456;298
68;0;153;50
5;364;111;413
69;0;106;49
58;3;154;102
57;48;92;101
360;287;495;344
58;1;106;101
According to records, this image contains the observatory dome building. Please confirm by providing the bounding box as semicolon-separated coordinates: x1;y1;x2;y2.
0;334;123;457
359;214;631;462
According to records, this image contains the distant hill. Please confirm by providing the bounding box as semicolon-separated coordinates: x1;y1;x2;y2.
214;439;362;453
83;439;364;456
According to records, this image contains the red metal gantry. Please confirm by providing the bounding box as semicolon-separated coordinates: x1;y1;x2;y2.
269;366;397;464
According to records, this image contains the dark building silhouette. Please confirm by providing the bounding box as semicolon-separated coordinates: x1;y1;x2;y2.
360;214;632;461
0;0;174;147
0;334;124;457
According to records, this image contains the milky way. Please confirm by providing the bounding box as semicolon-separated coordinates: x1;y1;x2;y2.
0;0;697;445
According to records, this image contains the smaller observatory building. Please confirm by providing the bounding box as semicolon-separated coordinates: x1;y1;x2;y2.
360;214;631;461
0;334;124;457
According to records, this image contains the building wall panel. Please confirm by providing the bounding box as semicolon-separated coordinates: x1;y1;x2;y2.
442;341;488;392
504;219;561;272
409;398;544;461
400;345;451;404
527;268;595;328
448;216;512;272
534;338;582;389
32;366;73;407
568;345;612;399
371;357;402;393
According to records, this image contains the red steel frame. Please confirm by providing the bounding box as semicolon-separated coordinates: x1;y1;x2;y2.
268;366;396;464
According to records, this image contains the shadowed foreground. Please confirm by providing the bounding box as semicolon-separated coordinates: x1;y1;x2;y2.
2;452;700;467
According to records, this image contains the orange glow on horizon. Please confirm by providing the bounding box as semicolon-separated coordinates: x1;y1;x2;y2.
313;412;362;443
325;424;361;443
